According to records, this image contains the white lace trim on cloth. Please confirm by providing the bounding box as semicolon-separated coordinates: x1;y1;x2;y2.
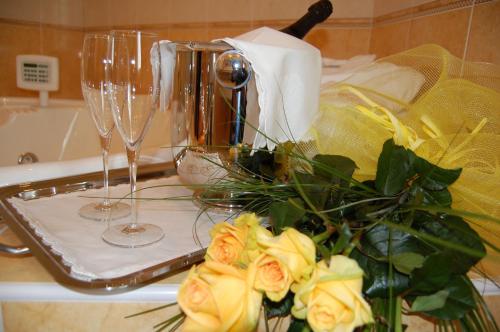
7;176;225;281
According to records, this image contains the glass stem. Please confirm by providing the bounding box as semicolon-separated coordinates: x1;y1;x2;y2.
100;134;112;208
127;147;139;227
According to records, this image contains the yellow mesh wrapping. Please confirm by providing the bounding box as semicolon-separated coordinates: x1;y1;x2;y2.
306;44;500;273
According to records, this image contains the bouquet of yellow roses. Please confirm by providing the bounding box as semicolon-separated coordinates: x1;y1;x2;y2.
132;44;499;332
140;138;497;332
178;213;372;332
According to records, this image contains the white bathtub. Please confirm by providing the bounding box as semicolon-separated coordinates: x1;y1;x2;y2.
0;97;172;187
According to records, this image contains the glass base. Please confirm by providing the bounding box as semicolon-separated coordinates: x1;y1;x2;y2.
78;202;131;221
193;189;244;214
102;223;164;248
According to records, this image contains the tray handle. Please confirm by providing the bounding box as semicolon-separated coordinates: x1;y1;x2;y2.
0;242;31;255
0;218;31;256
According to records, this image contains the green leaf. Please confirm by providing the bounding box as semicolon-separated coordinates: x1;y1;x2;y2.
422;276;476;320
413;156;462;190
292;172;330;210
287;317;311;332
409;184;453;207
379;219;486;262
353;223;431;297
392;252;425;275
406;205;500;224
264;292;294;319
237;149;276;181
375;139;416;195
411;290;450;312
361;224;429;259
351;248;410;298
410;252;454;293
332;222;353;254
269;198;305;234
312;154;357;187
423;188;452;207
415;213;486;274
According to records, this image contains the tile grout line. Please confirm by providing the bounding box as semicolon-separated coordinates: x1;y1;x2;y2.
404;0;417;53
372;0;491;26
460;0;477;76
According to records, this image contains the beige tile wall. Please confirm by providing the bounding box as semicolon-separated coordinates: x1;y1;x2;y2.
1;0;499;99
0;21;84;100
40;26;84;100
0;0;84;27
305;27;372;58
0;21;42;99
370;8;471;59
369;20;413;58
466;0;500;64
369;0;500;64
408;7;471;57
373;0;435;17
80;0;373;26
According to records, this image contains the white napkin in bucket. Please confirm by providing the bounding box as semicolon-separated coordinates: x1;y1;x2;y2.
223;27;322;151
158;40;176;113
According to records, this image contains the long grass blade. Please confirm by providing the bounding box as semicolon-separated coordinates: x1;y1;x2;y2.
379;220;486;258
153;312;185;330
405;205;500;224
125;302;177;318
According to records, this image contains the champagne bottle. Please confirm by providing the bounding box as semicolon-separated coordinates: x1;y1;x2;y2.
280;0;333;39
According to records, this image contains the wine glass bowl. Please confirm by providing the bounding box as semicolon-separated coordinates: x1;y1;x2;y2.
102;30;164;247
79;33;130;221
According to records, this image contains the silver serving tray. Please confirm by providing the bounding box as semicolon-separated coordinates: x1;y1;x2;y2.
0;163;205;291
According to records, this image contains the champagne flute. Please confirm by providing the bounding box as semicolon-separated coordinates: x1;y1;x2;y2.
103;30;164;247
79;33;130;220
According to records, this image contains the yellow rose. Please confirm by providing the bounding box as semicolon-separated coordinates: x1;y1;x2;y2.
176;266;219;331
250;253;294;302
205;222;245;265
292;255;373;332
257;228;316;284
235;213;272;265
206;213;271;266
178;261;263;332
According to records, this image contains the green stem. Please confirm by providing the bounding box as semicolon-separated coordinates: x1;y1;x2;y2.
395;296;403;332
312;226;336;243
291;172;331;225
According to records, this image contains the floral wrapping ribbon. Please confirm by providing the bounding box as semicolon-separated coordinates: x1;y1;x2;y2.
305;44;500;271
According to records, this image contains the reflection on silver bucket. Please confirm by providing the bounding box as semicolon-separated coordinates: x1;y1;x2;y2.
170;41;253;187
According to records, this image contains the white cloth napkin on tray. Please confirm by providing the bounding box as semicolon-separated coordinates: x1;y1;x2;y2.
8;176;225;281
223;27;322;151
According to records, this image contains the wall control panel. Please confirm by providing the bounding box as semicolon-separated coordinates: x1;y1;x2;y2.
16;55;59;91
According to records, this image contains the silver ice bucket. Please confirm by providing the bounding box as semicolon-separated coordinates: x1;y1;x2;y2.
168;41;254;186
